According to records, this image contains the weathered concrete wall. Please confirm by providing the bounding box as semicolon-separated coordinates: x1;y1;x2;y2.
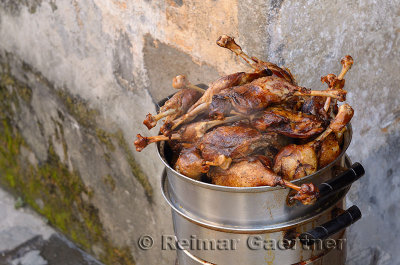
0;0;399;264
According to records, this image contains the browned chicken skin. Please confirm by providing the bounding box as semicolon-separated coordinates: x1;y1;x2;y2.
198;124;280;169
143;88;202;130
135;35;356;206
216;35;296;84
209;156;281;187
273;104;354;180
135;115;244;152
209;76;346;119
174;147;209;180
318;133;341;168
209;155;319;205
167;70;271;133
252;107;326;138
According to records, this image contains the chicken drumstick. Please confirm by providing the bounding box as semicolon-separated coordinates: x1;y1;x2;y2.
209;155;319;205
216;35;296;84
135;115;245;151
322;55;354;112
251;107;326;138
167;70;271;133
143;88;202;129
209;76;347;119
273;104;354;180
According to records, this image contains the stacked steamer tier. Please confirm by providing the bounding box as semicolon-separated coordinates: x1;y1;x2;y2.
133;36;364;265
158;124;365;265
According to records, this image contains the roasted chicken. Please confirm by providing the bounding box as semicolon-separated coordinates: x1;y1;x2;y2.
209;76;346;119
209;155;318;205
135;115;244;152
135;34;356;206
198;124;281;169
251;107;326;138
143;88;202;129
216;35;296;84
273;104;353;180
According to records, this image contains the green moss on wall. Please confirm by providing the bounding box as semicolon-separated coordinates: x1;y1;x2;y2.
0;0;43;15
54;91;153;200
0;53;140;265
113;130;153;201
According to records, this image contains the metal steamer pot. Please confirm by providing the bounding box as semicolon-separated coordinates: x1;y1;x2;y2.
157;125;362;228
156;96;365;264
162;170;354;265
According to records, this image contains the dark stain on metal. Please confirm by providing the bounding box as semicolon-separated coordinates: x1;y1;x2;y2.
283;229;297;249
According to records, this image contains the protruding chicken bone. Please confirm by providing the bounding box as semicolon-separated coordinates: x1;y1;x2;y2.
273;104;354;180
323;55;354;112
172;75;205;93
209;155;319;205
168;70;271;132
216;35;295;84
209;76;347;119
143;88;202;129
135;115;245;151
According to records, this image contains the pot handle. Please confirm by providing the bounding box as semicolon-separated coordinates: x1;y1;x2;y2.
299;205;362;245
317;162;365;200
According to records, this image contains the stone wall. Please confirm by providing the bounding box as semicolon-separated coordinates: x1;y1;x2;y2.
0;1;399;264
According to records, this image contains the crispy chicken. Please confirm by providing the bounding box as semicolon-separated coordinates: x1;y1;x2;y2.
135;115;244;152
273;104;353;180
216;35;296;84
174;147;209;180
165;70;271;133
251;107;326;138
135;34;356;206
209;76;346;119
143;88;202;130
198;124;280;169
209;155;318;205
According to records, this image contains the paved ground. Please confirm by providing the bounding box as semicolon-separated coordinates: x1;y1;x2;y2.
0;188;103;265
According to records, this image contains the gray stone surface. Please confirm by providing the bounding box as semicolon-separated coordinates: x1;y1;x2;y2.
0;0;399;265
0;188;103;265
0;188;53;252
143;34;219;102
246;2;400;264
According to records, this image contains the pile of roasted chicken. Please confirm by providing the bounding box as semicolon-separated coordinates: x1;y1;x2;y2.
134;35;354;205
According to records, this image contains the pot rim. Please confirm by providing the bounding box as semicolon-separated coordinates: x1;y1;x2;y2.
161;167;350;233
156;124;352;193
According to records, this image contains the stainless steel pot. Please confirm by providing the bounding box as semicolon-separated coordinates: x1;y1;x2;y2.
156;95;364;265
157;126;353;228
162;170;351;265
175;240;347;265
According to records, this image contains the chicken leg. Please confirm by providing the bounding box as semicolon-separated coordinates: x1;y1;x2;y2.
209;76;347;119
251;107;326;138
167;70;271;132
216;35;296;84
209;155;319;205
323;55;354;112
172;75;205;93
143;88;202;129
135;115;245;151
273;104;354;180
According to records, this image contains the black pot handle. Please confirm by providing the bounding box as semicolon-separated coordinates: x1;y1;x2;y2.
299;205;361;245
318;162;365;200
